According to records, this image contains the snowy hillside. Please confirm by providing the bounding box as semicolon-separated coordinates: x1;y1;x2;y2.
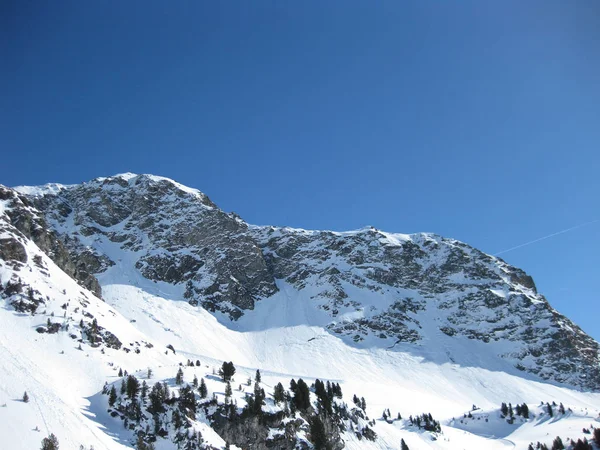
1;174;599;450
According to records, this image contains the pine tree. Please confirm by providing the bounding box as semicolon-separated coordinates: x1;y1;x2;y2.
118;368;123;377
547;403;553;417
551;436;565;450
252;381;265;415
521;403;530;419
179;385;197;417
361;397;367;411
220;361;236;382
135;435;156;450
108;386;117;407
292;379;310;411
192;375;198;388
501;402;508;416
225;382;233;401
309;415;327;450
23;391;29;403
41;433;59;450
559;403;565;414
120;379;126;395
141;381;148;402
126;375;140;400
147;368;152;379
175;367;184;385
401;438;410;450
273;382;285;404
199;378;208;399
148;382;167;415
255;369;261;384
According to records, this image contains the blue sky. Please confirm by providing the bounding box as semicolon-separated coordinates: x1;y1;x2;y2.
2;2;599;339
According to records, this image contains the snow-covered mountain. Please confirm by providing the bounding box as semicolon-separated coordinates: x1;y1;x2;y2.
1;173;599;450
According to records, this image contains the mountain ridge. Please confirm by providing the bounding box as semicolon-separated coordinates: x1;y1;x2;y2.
1;173;600;450
4;173;598;392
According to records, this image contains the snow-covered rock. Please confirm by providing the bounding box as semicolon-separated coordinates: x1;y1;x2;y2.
1;173;599;450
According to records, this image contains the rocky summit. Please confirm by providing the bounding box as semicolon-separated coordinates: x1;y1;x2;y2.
1;173;599;450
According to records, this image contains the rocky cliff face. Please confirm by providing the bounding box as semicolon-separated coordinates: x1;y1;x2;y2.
4;173;600;391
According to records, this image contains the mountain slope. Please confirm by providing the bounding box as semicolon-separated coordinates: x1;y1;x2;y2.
1;173;599;450
13;173;600;390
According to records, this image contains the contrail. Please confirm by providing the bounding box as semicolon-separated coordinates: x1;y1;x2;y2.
493;219;599;256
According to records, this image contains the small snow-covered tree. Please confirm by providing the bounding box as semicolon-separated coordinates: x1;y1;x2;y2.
273;382;285;404
41;433;59;450
225;382;233;401
108;386;117;407
23;391;29;403
199;378;208;399
175;367;184;385
551;436;565;450
220;361;235;382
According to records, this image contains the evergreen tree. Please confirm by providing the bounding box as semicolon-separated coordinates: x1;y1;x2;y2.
547;403;553;417
559;403;565;414
146;368;152;379
251;381;265;415
273;382;285;404
23;391;29;403
126;375;140;400
192;375;198;388
401;439;410;450
120;379;126;395
199;378;208;399
175;367;184;385
309;415;327;450
594;428;600;445
501;402;508;416
333;383;342;398
551;436;565;450
179;385;196;417
255;369;261;384
135;435;156;450
225;382;233;401
521;403;530;419
108;386;117;407
220;361;236;382
314;379;332;414
291;379;310;411
140;381;148;403
172;409;183;430
361;397;367;411
41;434;59;450
148;382;167;415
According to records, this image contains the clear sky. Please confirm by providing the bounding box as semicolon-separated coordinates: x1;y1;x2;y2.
2;2;599;339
